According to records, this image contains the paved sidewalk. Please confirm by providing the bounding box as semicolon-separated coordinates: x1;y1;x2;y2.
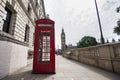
1;55;120;80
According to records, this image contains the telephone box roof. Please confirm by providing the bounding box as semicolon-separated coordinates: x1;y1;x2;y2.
35;18;54;24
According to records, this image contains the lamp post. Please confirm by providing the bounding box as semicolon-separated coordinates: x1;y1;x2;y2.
94;0;105;44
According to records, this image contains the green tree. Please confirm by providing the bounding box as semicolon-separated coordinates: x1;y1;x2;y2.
114;6;120;35
114;20;120;35
116;6;120;13
77;36;97;48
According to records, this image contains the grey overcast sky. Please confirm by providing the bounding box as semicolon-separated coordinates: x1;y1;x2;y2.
44;0;120;49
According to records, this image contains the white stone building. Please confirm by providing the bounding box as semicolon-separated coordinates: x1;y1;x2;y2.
0;0;45;79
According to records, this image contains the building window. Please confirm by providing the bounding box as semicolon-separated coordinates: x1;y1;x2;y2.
24;25;30;42
33;33;35;46
36;0;38;7
34;17;36;22
27;4;31;15
2;7;12;33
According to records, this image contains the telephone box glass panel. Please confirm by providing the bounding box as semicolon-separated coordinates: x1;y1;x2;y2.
38;31;51;63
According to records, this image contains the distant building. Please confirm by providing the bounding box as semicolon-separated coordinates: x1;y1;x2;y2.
67;44;77;50
61;28;66;51
0;0;45;79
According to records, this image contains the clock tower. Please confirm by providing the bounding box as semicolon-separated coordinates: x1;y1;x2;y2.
61;28;66;51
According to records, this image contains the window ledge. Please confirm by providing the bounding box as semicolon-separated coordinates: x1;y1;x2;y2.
0;31;29;47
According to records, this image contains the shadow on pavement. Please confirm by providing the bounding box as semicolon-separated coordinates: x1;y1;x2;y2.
1;70;55;80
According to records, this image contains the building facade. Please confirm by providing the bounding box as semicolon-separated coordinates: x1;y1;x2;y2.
61;28;66;51
0;0;45;79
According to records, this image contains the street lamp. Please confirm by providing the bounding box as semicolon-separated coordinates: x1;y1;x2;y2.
94;0;105;44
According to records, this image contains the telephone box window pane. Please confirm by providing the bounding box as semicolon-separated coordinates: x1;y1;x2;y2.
47;36;50;40
38;31;51;63
42;53;50;61
42;35;50;61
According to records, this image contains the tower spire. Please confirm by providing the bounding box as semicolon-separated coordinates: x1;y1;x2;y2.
61;28;66;52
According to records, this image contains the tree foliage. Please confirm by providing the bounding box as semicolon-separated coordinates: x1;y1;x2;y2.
114;26;120;35
114;6;120;35
77;36;97;48
116;6;120;13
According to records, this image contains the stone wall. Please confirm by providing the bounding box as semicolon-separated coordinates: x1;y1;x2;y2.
0;41;28;79
63;42;120;74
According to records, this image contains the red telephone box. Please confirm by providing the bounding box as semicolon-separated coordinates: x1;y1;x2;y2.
33;18;55;74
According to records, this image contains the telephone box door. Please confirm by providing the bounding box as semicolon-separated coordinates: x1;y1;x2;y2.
33;19;55;74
